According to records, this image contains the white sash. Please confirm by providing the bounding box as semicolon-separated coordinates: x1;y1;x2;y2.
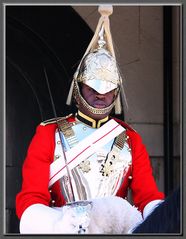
49;119;124;187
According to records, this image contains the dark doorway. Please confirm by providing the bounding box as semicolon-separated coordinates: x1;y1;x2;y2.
6;5;93;233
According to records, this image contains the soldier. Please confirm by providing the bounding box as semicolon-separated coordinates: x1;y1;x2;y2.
16;5;164;234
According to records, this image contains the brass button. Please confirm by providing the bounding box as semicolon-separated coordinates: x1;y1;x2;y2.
55;155;60;159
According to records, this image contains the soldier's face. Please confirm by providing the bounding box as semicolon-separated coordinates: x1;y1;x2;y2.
81;84;115;108
79;83;116;120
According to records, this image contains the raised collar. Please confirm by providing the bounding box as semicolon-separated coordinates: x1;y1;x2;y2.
76;110;109;128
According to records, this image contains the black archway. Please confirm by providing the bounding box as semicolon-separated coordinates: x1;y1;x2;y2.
6;5;93;233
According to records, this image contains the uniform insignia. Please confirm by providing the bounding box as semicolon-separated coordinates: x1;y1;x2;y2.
58;118;75;138
100;151;121;176
100;159;114;176
40;114;73;126
79;160;91;173
100;131;128;177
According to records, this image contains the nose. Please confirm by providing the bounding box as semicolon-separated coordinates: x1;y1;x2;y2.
95;93;105;99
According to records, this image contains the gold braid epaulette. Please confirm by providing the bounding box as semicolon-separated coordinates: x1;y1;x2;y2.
40;114;73;126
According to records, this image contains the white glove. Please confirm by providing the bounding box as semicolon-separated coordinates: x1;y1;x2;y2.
56;201;92;234
20;202;92;234
88;196;143;234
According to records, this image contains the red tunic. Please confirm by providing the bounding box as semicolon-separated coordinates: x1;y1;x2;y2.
16;115;164;219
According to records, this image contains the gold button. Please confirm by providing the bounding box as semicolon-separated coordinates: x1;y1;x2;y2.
51;200;55;204
128;176;132;179
57;141;61;144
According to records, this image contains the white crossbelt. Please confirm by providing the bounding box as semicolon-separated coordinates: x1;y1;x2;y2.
49;119;125;187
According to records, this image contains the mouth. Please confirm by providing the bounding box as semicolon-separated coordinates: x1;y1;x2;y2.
92;100;107;108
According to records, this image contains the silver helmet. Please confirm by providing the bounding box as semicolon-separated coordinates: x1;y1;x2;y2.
66;5;124;115
72;48;122;115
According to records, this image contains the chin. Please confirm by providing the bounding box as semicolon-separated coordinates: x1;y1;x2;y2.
78;102;112;120
90;111;110;120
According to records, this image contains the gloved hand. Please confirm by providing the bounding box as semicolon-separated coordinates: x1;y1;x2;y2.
87;196;143;234
54;200;92;234
20;202;92;234
20;198;142;234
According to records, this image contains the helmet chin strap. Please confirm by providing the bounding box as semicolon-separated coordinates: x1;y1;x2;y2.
78;93;115;115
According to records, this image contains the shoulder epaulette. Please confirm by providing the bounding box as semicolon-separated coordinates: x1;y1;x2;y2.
40;114;73;126
121;121;137;132
112;117;136;132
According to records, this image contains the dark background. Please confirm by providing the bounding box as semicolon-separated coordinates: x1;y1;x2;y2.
6;6;93;233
